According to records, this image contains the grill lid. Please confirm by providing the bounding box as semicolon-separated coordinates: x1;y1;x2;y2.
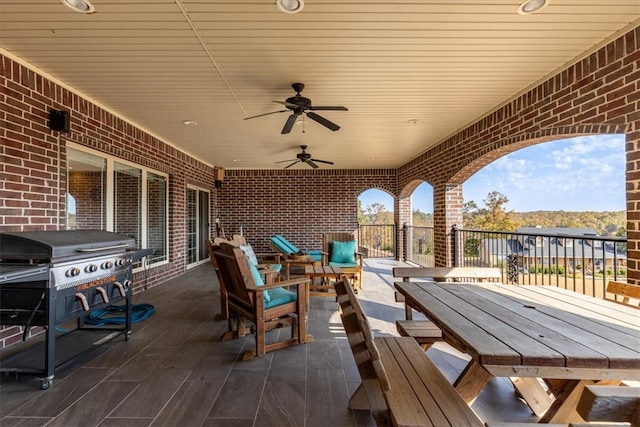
0;230;136;261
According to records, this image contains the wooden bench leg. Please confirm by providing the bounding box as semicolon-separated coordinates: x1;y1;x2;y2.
348;383;370;410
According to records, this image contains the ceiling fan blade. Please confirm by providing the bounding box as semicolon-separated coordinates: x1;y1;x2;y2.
310;158;334;165
274;100;298;109
306;112;340;131
306;160;319;169
309;106;348;111
275;158;297;163
281;113;299;134
284;160;300;169
244;109;288;120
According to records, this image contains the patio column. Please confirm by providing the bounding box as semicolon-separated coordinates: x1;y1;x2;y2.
396;194;412;261
433;182;463;267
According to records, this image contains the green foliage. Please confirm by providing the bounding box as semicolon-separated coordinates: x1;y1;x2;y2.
464;191;520;231
464;237;480;257
511;210;625;236
464;191;625;235
412;210;433;226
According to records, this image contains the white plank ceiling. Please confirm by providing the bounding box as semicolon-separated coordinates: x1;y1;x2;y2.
1;1;638;169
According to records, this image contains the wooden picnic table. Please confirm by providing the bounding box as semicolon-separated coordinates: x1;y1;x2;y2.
394;281;640;423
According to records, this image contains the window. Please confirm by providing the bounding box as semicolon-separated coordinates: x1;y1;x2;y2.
66;143;169;268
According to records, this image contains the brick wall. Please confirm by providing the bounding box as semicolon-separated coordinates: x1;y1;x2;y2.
217;169;397;254
0;54;216;348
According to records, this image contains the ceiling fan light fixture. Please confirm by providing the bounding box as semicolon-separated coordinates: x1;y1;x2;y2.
517;0;549;15
61;0;95;13
276;0;304;14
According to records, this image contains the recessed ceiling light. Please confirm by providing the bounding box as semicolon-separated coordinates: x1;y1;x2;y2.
276;0;304;14
61;0;95;13
517;0;549;15
182;120;197;126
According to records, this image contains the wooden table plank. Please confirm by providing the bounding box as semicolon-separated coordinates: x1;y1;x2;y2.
456;284;639;369
445;284;609;368
410;282;568;366
510;285;640;330
396;282;532;366
493;285;640;359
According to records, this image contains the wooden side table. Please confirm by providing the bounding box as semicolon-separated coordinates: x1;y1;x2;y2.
304;265;343;305
284;256;319;280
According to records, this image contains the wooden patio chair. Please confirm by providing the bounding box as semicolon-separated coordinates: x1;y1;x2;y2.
213;242;313;360
322;232;364;291
207;236;282;320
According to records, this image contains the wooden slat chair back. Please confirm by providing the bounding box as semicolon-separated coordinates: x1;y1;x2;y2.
206;238;229;320
335;278;390;424
207;236;279;321
323;232;364;290
213;242;313;360
334;277;484;427
606;280;640;307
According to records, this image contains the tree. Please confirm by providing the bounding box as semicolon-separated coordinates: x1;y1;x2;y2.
463;191;520;231
361;202;392;224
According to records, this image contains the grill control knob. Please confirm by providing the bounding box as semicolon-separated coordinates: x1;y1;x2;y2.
85;264;98;273
102;261;113;269
115;258;127;267
66;267;81;277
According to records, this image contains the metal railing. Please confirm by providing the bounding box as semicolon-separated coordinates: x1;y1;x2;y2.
403;224;435;267
453;226;627;298
357;224;396;258
402;225;627;298
363;224;627;298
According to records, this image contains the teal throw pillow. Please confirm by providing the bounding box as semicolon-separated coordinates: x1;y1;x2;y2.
330;240;356;264
248;260;270;304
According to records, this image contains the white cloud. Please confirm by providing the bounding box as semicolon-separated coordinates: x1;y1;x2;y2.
465;134;625;211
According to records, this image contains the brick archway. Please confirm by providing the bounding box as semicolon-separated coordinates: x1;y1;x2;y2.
397;28;638;270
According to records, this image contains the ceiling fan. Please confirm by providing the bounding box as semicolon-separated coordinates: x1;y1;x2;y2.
245;83;348;134
276;145;334;169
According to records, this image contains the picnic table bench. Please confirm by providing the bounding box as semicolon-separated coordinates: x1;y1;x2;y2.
334;277;484;426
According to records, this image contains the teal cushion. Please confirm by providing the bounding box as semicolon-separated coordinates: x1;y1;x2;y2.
330;240;356;264
265;287;297;309
308;250;323;262
329;261;359;268
274;235;300;255
248;262;270;304
270;236;294;255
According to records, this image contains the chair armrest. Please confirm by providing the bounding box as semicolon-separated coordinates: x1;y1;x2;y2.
255;252;281;261
246;277;310;291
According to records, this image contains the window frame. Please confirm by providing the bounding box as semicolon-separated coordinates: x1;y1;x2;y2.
66;142;169;271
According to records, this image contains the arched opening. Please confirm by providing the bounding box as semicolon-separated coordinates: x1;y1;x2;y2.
357;188;395;258
452;134;627;294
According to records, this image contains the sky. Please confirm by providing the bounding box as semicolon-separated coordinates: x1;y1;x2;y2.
359;134;626;213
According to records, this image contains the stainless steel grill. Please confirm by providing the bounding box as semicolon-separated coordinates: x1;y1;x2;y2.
0;230;150;389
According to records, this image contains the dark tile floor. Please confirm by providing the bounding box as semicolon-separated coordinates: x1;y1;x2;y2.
0;258;536;426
